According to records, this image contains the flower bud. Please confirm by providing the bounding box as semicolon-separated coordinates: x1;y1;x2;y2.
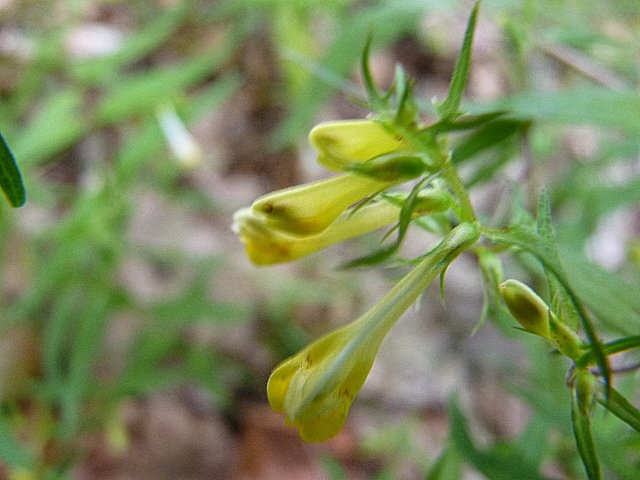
250;173;393;236
499;279;552;339
309;119;407;171
233;201;401;265
572;369;599;417
267;224;476;442
500;280;587;360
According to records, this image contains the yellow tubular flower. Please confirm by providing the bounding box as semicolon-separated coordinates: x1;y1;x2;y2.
251;172;393;236
309;120;407;171
233;201;402;265
267;222;479;442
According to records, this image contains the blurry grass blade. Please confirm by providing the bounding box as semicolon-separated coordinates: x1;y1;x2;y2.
60;287;111;439
115;74;240;179
427;444;463;480
0;132;26;207
571;394;602;480
13;89;87;166
597;385;640;433
436;2;479;121
71;3;190;83
0;415;34;470
272;3;423;148
471;87;640;132
448;397;549;480
97;30;242;124
451;118;526;164
559;248;640;335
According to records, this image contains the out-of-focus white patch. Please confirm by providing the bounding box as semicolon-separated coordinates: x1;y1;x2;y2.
0;28;35;60
65;23;124;59
156;105;203;169
586;209;634;270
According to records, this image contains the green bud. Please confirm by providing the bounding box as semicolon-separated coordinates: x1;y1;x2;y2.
499;279;551;339
573;369;599;417
499;280;588;360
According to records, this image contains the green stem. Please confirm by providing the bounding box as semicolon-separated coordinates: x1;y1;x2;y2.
441;159;476;223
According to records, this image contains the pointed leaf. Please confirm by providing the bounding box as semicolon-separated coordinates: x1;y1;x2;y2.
0;132;26;207
597;385;640;433
437;2;479;121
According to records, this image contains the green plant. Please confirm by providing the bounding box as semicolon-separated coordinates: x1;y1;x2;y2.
233;4;640;478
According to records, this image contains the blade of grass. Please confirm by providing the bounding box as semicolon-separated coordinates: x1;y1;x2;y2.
436;2;479;121
0;132;26;207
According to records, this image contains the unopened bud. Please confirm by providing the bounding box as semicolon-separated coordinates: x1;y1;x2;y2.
499;279;551;339
573;369;599;417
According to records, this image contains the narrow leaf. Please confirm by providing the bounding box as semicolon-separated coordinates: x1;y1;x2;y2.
427;444;463;480
0;132;26;207
597;385;640;433
571;394;602;480
448;398;549;480
361;37;383;108
451;118;526;164
437;2;479;121
342;178;428;268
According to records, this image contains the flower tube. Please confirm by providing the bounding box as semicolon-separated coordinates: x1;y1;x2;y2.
250;172;394;236
267;222;479;441
233;200;401;265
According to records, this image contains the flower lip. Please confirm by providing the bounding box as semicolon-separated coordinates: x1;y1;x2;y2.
309;119;407;171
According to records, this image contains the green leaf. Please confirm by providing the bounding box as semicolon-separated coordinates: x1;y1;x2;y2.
448;398;549;480
451;118;526;164
436;2;479;121
0;132;26;207
471;87;640;132
559;248;640;335
427;444;463;480
361;37;383;109
12;89;88;166
571;393;602;480
342;177;428;268
598;385;640;433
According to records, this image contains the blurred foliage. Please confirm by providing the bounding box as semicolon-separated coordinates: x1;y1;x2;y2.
0;0;638;478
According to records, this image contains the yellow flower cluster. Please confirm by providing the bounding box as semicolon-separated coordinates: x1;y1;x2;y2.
232;118;472;442
232;119;435;265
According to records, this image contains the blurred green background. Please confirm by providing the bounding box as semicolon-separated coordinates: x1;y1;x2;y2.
0;0;639;478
